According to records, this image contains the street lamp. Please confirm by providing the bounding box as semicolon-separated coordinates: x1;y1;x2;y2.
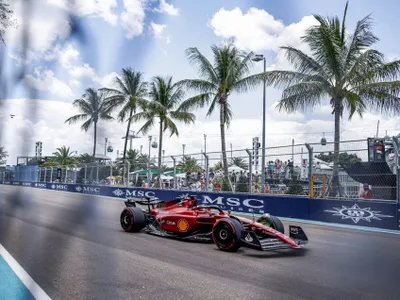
252;53;267;192
182;144;186;157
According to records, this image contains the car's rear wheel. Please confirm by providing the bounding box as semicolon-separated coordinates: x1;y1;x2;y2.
120;207;146;232
212;218;243;252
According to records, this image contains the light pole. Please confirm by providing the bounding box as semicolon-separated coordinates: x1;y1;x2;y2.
148;136;152;186
204;134;207;154
162;150;165;164
252;53;266;191
104;138;108;156
182;144;186;157
140;145;143;154
230;143;233;159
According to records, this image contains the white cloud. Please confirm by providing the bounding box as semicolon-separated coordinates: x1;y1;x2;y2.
154;0;180;16
48;0;119;25
93;72;119;89
69;64;97;78
5;1;71;52
209;8;318;70
24;69;75;99
44;44;80;69
69;79;81;89
150;22;167;38
120;0;146;39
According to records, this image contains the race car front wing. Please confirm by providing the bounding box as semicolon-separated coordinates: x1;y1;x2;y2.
241;225;309;251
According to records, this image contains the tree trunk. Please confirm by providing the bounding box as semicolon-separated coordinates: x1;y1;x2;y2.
123;108;134;161
156;119;163;188
219;97;229;179
329;100;342;197
92;121;97;160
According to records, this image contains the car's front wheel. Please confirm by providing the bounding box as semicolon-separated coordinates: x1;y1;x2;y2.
120;207;146;232
212;218;243;252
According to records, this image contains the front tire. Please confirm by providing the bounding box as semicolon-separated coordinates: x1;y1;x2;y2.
120;207;146;232
212;218;243;252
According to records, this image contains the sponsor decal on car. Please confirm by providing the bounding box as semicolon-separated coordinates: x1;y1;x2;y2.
177;219;189;232
244;233;253;243
325;204;393;224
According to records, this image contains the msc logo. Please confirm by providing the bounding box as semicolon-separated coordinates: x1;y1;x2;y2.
22;182;32;187
82;187;100;194
125;189;155;198
12;181;21;185
35;183;47;188
201;195;264;209
51;184;68;191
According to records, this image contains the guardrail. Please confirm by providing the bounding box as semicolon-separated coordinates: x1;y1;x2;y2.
2;181;399;231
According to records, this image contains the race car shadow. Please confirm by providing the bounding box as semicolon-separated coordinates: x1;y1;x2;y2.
239;248;309;259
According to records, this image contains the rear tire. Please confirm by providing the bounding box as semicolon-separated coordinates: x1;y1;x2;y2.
120;207;146;232
212;218;243;252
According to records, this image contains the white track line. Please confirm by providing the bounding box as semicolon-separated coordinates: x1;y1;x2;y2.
0;244;52;300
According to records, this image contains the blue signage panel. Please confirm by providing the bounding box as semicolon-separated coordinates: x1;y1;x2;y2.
398;204;400;230
309;199;398;230
2;181;400;231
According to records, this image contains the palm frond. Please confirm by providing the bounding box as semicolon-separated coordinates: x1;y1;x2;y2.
178;93;213;112
65;113;88;124
137;118;155;135
185;47;218;82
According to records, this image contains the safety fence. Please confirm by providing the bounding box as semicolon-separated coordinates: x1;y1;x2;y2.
2;181;399;231
2;138;399;203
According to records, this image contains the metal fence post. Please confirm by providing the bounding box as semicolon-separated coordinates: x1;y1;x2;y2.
126;161;130;187
64;166;67;183
84;164;87;184
245;149;253;194
171;156;176;189
305;143;313;197
96;163;99;184
50;167;53;183
44;167;47;182
202;152;209;192
38;168;41;182
392;137;400;203
110;162;113;184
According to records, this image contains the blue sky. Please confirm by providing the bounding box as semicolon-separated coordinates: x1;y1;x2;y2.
1;0;400;164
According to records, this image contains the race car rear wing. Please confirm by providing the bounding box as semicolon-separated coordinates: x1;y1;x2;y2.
125;197;164;211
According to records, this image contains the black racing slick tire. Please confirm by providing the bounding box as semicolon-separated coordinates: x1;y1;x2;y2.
120;207;146;232
270;215;285;234
212;218;243;252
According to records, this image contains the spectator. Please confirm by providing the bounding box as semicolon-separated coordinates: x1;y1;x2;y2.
360;183;373;199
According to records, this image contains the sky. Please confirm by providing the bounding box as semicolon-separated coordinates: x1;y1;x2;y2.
1;0;400;165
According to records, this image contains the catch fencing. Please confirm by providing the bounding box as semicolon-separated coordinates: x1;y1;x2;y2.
2;138;399;203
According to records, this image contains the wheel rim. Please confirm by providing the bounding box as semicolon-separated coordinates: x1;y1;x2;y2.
120;211;132;230
214;222;234;249
219;229;228;240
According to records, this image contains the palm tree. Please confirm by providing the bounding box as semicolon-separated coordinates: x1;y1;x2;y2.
264;2;400;196
132;76;196;185
101;68;148;161
213;161;223;171
229;157;248;170
0;146;8;164
78;153;94;163
177;156;201;172
178;42;266;179
65;88;115;158
53;146;76;165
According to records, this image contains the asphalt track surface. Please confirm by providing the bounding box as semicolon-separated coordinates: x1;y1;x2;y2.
1;186;400;300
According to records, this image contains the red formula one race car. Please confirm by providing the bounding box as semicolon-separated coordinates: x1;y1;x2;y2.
120;195;308;252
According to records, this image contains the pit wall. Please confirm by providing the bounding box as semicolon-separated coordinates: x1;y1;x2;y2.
3;181;399;231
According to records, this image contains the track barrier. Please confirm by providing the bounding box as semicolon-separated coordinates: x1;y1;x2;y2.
2;181;399;231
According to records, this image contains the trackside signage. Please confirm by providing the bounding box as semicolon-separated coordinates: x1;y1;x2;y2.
3;181;399;231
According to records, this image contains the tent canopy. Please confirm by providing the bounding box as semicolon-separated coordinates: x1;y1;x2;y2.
129;169;159;175
228;165;244;172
